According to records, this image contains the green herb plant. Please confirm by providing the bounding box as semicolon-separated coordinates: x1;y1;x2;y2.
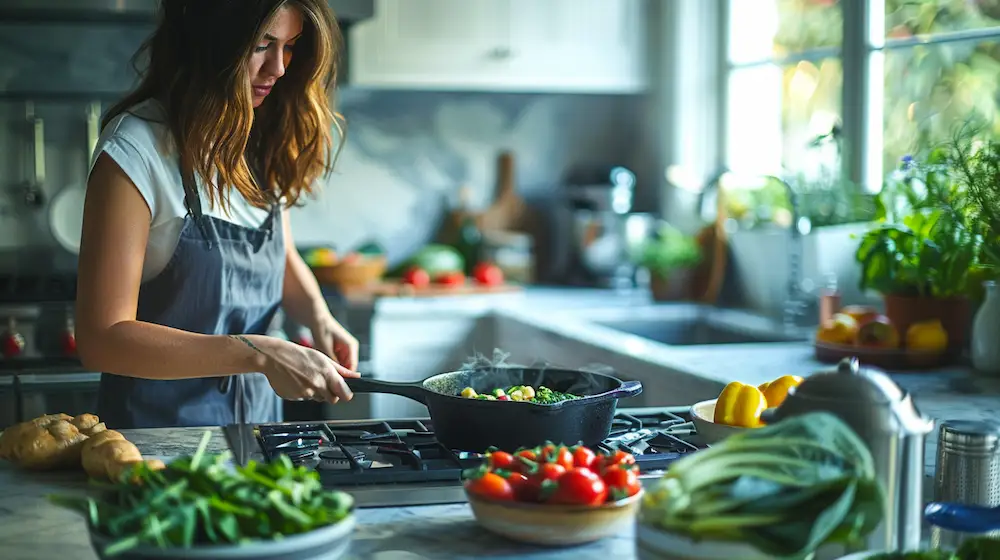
49;431;354;557
632;223;702;278
944;121;1000;274
639;412;885;560
855;146;984;299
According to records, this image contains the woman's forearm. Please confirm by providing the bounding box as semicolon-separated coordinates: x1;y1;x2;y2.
282;248;330;328
77;321;268;380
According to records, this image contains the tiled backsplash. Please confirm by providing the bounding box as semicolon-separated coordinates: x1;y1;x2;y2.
0;22;652;275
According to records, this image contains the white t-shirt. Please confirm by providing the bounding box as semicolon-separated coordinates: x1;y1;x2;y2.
89;100;272;282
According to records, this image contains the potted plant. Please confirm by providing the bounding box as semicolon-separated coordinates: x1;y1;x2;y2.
937;121;1000;369
854;145;986;349
633;223;702;302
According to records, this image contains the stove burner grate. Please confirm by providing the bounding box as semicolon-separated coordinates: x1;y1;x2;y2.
238;409;706;491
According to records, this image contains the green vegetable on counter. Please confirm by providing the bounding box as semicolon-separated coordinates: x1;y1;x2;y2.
639;412;885;560
49;431;354;557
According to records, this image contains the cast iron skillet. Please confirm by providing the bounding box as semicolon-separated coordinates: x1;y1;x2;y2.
345;367;642;452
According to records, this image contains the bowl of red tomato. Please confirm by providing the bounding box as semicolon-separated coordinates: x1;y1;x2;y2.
461;443;644;546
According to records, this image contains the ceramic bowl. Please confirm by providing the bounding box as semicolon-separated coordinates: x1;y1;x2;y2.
689;399;753;444
88;512;355;560
465;488;643;546
635;522;772;559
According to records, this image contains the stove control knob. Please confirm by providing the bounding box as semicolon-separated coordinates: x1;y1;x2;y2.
1;318;25;359
61;317;77;357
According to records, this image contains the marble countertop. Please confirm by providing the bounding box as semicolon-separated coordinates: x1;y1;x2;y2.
3;286;998;559
372;286;1000;478
0;428;635;560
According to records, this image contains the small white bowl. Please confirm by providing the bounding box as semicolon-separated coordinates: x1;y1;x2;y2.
689;399;754;444
635;522;772;559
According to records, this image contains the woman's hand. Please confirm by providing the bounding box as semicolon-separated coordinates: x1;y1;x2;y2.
308;314;359;372
245;335;359;403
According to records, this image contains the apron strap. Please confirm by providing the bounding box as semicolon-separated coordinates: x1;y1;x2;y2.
180;169;215;250
259;198;281;241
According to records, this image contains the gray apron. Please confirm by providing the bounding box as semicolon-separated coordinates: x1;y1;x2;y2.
96;171;284;429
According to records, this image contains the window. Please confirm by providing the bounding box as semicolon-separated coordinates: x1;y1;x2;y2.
722;0;1000;200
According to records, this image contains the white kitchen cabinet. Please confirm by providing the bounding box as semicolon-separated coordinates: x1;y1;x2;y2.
505;0;646;92
349;0;648;93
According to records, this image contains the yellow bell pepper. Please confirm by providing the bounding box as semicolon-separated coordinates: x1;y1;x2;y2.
760;375;804;408
713;382;767;428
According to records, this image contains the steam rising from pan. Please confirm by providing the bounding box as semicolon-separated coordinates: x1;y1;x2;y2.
438;348;618;398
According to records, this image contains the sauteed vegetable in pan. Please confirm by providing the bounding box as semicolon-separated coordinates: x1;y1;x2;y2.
459;385;580;404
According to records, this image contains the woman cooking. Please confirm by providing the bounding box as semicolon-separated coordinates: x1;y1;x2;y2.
74;0;360;429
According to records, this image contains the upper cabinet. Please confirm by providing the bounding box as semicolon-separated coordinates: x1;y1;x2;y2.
348;0;648;93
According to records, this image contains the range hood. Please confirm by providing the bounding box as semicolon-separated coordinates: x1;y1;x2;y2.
0;0;374;25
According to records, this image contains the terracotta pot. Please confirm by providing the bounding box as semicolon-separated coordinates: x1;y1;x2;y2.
882;293;972;349
650;268;694;302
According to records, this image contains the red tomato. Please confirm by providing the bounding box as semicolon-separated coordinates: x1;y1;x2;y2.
549;467;608;506
472;262;504;286
525;462;567;502
602;464;641;500
515;449;538;462
572;446;598;470
401;266;430;287
598;450;636;472
342;252;362;265
436;271;466;287
502;471;532;501
540;444;575;471
464;471;513;501
534;462;567;481
487;451;515;471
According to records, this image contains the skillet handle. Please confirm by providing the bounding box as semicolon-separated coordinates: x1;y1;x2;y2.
345;376;429;405
606;380;642;399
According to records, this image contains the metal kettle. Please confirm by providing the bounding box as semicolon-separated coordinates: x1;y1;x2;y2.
763;356;935;553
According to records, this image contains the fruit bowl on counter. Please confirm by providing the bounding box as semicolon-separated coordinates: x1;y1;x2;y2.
303;244;388;290
814;304;952;369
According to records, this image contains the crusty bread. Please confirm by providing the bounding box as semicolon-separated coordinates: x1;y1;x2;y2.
0;413;87;469
1;413;165;480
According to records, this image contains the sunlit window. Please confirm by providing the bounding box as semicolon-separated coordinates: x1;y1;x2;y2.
722;0;1000;227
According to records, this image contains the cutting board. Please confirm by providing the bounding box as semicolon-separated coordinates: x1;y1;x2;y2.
338;281;524;302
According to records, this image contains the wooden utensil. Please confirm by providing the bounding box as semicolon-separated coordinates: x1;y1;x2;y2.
478;151;529;232
693;185;730;304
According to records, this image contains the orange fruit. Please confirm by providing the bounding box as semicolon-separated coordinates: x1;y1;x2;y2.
816;313;858;345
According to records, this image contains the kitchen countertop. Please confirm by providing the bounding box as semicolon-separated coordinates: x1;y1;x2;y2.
3;286;998;559
373;286;1000;475
0;428;636;560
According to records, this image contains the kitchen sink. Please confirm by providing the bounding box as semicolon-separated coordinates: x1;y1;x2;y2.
579;304;810;347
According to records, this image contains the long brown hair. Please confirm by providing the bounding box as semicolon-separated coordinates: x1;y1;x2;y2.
104;0;345;211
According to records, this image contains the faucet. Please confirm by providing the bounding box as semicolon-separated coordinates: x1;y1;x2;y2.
764;175;811;330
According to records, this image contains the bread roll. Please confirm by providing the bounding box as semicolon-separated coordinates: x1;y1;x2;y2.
0;413;87;469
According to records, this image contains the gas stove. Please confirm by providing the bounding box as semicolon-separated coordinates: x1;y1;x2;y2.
222;406;706;508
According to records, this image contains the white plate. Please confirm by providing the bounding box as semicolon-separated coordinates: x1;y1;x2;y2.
49;185;87;254
635;523;772;559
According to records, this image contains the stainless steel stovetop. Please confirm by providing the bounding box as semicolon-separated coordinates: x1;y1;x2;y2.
222;406;706;508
